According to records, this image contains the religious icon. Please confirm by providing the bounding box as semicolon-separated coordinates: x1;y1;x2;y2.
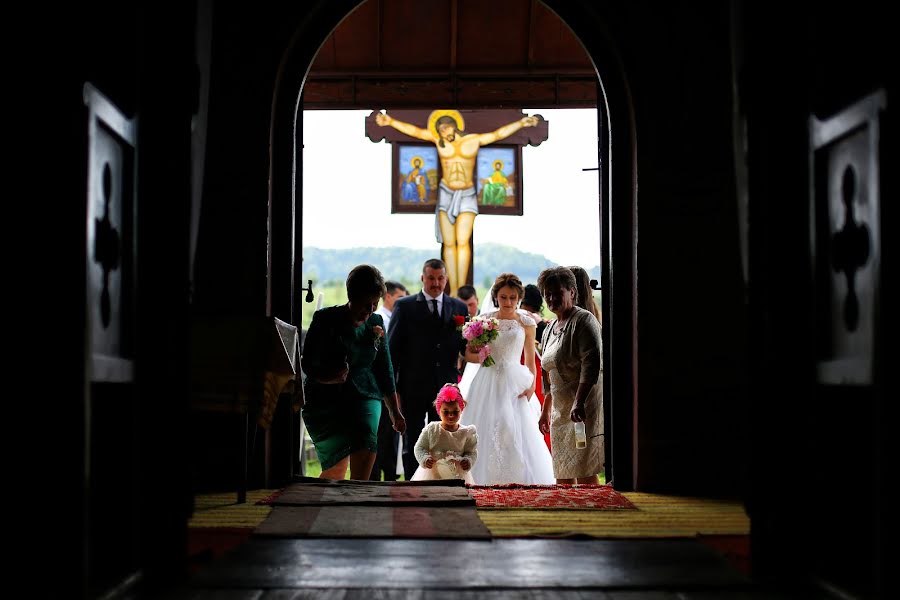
396;144;438;208
477;146;517;207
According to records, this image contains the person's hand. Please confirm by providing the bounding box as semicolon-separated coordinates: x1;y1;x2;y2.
522;115;540;127
518;384;535;399
318;362;349;384
570;401;586;422
424;457;435;469
375;112;392;126
460;458;471;471
390;413;407;434
538;412;551;435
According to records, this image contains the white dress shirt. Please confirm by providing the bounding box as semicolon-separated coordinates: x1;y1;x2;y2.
423;290;443;317
376;305;392;331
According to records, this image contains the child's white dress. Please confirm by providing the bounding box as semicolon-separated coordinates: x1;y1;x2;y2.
410;421;478;484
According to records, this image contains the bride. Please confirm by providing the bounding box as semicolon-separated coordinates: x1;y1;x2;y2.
458;272;555;485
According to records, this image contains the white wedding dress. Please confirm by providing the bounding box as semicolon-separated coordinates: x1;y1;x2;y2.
458;310;555;485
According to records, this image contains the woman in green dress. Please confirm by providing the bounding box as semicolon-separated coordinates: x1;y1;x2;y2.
301;264;407;479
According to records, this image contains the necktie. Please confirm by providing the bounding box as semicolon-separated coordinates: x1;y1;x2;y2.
431;298;440;320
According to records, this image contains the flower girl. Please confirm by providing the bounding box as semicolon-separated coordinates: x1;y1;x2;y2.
411;384;478;484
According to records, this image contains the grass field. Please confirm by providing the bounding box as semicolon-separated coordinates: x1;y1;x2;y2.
301;283;494;330
301;435;603;484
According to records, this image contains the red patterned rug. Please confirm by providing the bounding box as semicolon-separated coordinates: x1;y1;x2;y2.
468;484;637;510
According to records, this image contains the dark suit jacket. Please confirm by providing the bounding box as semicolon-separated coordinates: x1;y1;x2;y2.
387;291;468;415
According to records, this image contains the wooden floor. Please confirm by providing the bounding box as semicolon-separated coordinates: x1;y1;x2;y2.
162;483;826;599
167;537;822;599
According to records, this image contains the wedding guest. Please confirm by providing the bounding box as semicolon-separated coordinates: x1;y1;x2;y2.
568;265;602;323
388;258;469;479
520;283;551;452
301;264;406;480
456;285;480;317
370;280;408;481
537;267;604;484
455;284;479;379
411;383;477;484
521;283;548;343
376;280;408;332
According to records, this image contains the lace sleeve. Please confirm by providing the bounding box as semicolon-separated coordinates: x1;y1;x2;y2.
413;422;436;466
462;426;478;468
518;311;537;328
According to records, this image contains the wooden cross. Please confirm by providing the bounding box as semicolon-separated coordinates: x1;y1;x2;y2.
365;109;549;294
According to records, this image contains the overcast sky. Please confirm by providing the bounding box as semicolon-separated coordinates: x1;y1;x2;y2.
301;108;601;267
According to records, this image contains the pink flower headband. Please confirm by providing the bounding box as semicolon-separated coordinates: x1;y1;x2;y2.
434;383;466;411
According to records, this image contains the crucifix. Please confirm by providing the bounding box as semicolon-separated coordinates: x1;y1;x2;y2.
365;109;549;295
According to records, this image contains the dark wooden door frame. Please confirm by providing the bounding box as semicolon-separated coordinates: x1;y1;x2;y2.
267;0;639;490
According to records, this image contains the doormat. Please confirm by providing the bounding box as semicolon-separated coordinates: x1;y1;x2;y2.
254;505;491;539
468;484;637;510
258;479;473;507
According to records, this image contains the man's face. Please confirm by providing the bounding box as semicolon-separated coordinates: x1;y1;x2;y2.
414;159;421;168
422;266;447;297
384;288;406;310
438;123;456;143
463;295;479;316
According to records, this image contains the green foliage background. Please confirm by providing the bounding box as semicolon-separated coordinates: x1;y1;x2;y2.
300;243;601;330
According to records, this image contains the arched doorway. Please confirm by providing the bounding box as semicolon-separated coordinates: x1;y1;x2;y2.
269;0;637;489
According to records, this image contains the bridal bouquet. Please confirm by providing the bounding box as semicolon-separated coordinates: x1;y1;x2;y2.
460;315;500;367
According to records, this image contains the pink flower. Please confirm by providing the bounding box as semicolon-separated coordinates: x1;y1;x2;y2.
478;344;496;367
460;316;501;366
465;320;484;339
434;383;467;411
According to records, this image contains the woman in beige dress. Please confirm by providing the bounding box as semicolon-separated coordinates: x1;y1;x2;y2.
537;267;604;484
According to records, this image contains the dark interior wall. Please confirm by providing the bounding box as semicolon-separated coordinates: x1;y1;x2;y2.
33;3;195;596
553;1;748;495
190;1;369;318
191;5;292;316
37;5;142;597
624;2;748;496
737;3;893;597
43;5;140;592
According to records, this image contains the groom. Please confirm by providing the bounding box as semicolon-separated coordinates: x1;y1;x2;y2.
388;258;469;479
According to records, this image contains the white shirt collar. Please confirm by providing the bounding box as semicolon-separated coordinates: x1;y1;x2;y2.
422;290;443;304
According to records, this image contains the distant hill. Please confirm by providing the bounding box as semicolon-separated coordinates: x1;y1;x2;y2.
302;243;599;288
